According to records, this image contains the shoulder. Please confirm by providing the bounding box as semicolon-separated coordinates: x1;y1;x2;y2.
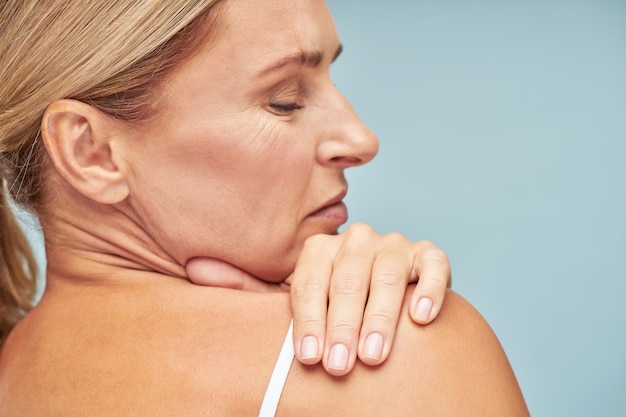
279;289;529;417
0;281;295;416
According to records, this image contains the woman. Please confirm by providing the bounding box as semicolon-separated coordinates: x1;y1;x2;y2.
0;0;529;415
1;0;452;376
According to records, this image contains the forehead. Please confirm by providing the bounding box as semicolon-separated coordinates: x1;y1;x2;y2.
155;0;339;112
207;0;339;73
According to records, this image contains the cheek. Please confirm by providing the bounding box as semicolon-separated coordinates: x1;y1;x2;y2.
208;114;314;211
127;112;316;277
206;119;317;276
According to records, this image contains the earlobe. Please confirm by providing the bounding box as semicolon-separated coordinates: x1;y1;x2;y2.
41;99;130;204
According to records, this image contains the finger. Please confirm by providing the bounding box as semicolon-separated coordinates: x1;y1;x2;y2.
408;243;451;324
357;234;412;366
185;257;284;293
323;223;375;376
290;235;337;366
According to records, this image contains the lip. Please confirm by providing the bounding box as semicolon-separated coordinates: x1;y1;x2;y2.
307;190;349;226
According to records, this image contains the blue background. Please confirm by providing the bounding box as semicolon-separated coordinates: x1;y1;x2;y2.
327;0;626;416
15;1;625;416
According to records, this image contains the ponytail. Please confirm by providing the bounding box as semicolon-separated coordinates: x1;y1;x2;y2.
0;180;37;344
0;0;223;343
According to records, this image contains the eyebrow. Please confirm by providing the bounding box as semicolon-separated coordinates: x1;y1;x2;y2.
258;43;343;77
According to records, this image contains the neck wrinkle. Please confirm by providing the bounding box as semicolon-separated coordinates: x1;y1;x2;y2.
41;198;187;286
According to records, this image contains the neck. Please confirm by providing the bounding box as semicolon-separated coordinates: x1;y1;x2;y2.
40;186;186;286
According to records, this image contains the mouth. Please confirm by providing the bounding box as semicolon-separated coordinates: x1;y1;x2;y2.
306;190;349;227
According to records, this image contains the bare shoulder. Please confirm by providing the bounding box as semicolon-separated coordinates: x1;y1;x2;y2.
279;289;529;417
0;280;295;417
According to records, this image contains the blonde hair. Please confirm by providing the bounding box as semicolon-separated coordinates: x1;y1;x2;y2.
0;0;223;343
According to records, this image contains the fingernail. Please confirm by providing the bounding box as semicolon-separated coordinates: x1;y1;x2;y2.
416;297;433;322
363;333;383;361
328;343;349;371
301;335;319;360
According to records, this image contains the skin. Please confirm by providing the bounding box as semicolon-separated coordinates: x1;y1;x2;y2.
117;0;377;280
186;227;452;374
0;0;529;415
37;0;451;375
117;0;452;373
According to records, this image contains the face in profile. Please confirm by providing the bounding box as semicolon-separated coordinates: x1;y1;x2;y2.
121;0;378;281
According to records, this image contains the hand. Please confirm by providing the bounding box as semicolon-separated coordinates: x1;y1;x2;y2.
289;223;450;376
185;223;451;376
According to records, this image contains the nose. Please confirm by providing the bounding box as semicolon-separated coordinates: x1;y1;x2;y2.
316;88;379;168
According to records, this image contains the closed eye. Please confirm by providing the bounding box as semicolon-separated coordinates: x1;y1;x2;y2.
269;102;304;115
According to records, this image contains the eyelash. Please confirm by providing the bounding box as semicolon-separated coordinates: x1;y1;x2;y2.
269;101;304;115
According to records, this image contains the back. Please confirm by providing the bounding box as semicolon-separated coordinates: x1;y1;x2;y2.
0;278;528;416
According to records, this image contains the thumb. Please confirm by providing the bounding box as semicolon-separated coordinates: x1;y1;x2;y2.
185;257;286;293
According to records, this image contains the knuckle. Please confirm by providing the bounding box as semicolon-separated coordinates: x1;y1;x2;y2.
422;247;450;266
377;232;410;254
364;309;397;327
418;267;450;289
296;316;326;332
382;231;409;245
331;275;366;297
302;233;332;251
416;239;435;247
327;319;358;340
345;222;374;237
419;273;449;289
413;245;452;287
291;278;324;301
372;268;405;288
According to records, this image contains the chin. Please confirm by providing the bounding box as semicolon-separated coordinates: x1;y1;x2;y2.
239;227;329;282
252;266;293;283
246;246;301;283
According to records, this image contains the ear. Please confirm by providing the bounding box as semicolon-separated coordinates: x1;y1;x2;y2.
41;99;130;204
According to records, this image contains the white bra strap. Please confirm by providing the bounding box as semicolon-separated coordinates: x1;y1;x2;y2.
258;319;295;417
